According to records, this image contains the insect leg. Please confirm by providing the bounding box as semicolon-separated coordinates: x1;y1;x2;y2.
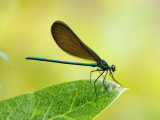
94;71;105;99
90;69;103;83
103;70;108;86
109;70;124;87
98;70;105;79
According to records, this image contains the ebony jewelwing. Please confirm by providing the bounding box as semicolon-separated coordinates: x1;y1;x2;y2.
26;21;123;98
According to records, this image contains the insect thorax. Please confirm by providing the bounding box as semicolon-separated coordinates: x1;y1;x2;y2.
98;60;110;70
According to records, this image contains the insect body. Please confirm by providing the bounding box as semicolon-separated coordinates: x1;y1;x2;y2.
26;21;123;98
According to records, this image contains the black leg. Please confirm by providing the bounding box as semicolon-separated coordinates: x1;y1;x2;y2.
102;71;110;96
94;71;105;100
109;70;124;87
90;69;103;83
98;71;105;79
103;70;108;86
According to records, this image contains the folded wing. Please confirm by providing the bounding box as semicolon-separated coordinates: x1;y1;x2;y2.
51;21;101;62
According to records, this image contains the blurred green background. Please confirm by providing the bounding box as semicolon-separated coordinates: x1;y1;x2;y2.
0;0;159;120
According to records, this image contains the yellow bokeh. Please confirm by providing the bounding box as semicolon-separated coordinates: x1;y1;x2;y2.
0;0;160;120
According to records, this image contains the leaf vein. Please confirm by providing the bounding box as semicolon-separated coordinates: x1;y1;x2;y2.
41;87;64;120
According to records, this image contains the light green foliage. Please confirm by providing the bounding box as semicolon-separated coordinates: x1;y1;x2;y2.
0;80;126;120
0;51;10;68
0;84;1;99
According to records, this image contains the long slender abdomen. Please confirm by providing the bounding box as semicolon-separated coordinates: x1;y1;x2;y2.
26;57;97;67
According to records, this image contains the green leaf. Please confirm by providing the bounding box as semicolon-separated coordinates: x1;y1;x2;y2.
0;51;10;68
0;79;126;120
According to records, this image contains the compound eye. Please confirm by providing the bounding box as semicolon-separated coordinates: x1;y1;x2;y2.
111;65;116;72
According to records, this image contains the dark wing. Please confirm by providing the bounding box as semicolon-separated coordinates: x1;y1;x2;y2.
51;21;101;62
